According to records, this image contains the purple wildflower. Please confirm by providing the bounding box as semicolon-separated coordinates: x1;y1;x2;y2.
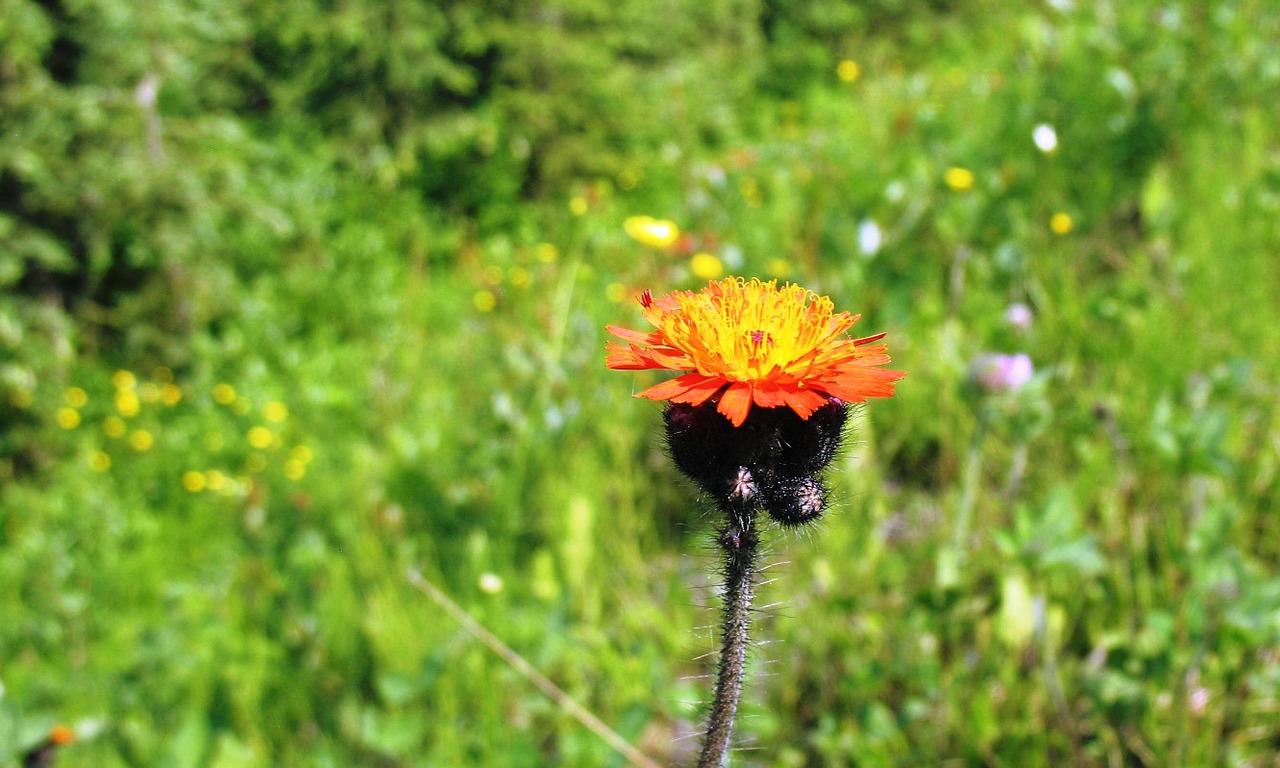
1004;303;1034;330
973;353;1034;392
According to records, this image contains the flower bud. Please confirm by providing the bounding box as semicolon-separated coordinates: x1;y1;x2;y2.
761;474;828;526
665;398;848;525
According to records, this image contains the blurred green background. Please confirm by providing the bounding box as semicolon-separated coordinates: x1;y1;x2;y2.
2;1;1278;765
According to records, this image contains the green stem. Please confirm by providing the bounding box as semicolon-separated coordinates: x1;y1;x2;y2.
952;420;986;556
697;509;759;768
938;420;986;590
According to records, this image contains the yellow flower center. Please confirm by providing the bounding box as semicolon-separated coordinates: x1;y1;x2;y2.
649;278;852;384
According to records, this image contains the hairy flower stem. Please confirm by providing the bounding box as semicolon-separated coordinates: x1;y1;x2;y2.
697;507;759;768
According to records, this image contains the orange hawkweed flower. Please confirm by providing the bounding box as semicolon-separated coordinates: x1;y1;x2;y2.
606;277;905;426
21;723;75;767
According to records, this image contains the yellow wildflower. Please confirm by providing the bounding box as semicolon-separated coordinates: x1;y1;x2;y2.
212;384;236;405
160;384;182;406
182;471;207;492
56;407;81;429
247;426;275;450
1050;212;1073;235
944;167;975;191
473;290;497;312
263;401;289;423
623;216;680;249
836;59;861;82
129;430;154;452
535;243;559;263
116;390;140;417
690;253;725;280
765;258;793;277
89;451;112;472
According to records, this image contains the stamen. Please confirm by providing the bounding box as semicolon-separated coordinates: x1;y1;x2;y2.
639;289;654;308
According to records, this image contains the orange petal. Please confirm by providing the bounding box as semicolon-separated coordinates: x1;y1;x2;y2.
608;342;691;371
846;344;892;365
639;346;693;370
751;384;789;409
819;368;905;402
825;313;857;336
636;374;725;405
605;343;657;370
669;377;730;406
780;387;828;417
606;324;663;345
717;382;753;426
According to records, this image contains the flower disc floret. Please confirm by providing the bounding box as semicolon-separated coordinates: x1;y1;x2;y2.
606;277;905;426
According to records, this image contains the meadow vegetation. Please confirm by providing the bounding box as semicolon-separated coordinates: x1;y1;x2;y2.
2;1;1278;765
